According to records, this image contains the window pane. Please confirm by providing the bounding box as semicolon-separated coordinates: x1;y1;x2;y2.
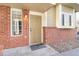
12;10;22;19
69;15;71;26
12;20;15;25
62;14;65;26
12;31;16;35
11;9;22;36
19;21;22;26
19;26;22;31
19;21;22;34
12;21;16;35
12;25;15;31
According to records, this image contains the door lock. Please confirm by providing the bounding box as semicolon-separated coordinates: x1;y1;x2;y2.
30;28;32;32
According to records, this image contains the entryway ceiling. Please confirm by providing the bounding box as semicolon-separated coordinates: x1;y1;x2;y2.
0;3;79;12
0;3;53;13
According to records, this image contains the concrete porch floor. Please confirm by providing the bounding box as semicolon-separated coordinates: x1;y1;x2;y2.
59;48;79;56
3;45;60;56
2;44;79;56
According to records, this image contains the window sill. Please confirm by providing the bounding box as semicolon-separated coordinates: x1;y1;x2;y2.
11;34;23;37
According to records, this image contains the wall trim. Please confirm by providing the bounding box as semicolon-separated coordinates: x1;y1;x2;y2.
29;11;43;16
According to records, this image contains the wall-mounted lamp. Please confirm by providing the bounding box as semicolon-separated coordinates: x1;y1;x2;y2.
25;15;28;19
24;15;28;21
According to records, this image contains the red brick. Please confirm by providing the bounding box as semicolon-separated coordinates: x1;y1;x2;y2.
0;6;29;49
43;27;79;52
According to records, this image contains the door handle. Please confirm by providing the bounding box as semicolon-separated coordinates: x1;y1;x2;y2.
30;28;32;32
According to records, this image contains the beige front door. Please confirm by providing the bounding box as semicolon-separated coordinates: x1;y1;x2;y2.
30;15;42;45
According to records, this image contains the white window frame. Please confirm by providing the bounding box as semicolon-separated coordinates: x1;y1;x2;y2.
11;8;23;37
61;12;73;28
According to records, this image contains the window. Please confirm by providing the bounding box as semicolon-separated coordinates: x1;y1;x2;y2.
12;19;22;35
61;12;73;27
69;15;72;26
11;8;22;36
62;14;65;26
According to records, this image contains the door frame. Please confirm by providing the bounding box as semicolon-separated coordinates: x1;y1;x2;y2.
29;11;43;45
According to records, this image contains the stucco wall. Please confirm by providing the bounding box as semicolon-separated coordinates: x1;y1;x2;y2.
42;5;74;27
47;6;56;27
43;5;78;52
56;4;76;28
62;5;73;13
42;6;56;27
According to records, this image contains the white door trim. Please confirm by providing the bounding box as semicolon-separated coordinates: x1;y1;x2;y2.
29;11;43;16
29;11;43;45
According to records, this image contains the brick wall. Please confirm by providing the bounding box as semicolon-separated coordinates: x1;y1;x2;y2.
0;5;78;52
43;27;79;52
0;6;29;49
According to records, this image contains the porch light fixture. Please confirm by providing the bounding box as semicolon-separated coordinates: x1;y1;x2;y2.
25;15;28;19
24;15;28;21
